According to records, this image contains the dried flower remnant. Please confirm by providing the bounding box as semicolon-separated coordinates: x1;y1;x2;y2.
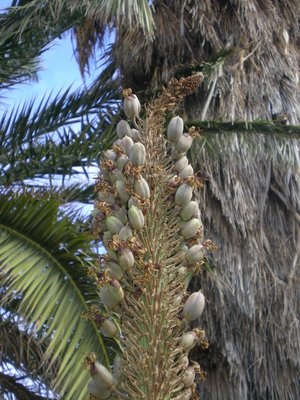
90;73;210;400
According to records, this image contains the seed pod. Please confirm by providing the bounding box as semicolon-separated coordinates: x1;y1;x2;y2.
175;184;193;207
106;262;124;281
107;249;118;262
180;218;201;240
104;149;117;161
119;225;133;241
129;143;146;166
128;205;145;230
100;281;124;309
167;116;184;142
185;244;205;264
115;207;128;225
92;362;114;390
116;154;128;170
102;231;112;249
182;366;196;388
109;169;124;184
180;331;197;350
121;135;134;156
98;192;116;205
130;128;139;141
180;201;200;221
134;177;150;198
115;180;130;203
101;318;118;338
124;94;141;119
113;354;123;386
183;291;205;321
176;133;193;153
88;379;112;399
106;216;124;234
173;156;189;172
179;165;194;179
117;120;131;139
118;248;135;271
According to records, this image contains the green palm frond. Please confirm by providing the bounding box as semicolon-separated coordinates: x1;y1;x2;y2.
0;192;117;400
0;79;120;186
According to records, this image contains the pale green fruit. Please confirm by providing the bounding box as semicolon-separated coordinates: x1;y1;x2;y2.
129;143;146;166
101;319;118;338
93;362;114;390
106;216;124;234
109;169;124;184
119;225;133;241
183;291;205;321
180;218;201;239
175;184;193;207
116;154;128;170
121;135;134;156
102;231;112;249
167;116;184;141
115;207;128;225
182;367;196;388
107;249;118;262
134;177;150;198
130;128;139;141
124;94;141;119
128;205;145;230
179;164;194;178
116;119;131;139
185;244;205;264
106;262;124;280
173;156;189;172
100;281;124;309
115;180;130;203
180;331;197;350
118;248;135;271
175;133;193;153
104;149;117;161
180;201;200;221
88;379;112;399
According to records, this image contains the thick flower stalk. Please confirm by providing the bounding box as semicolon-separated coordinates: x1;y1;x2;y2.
89;73;210;400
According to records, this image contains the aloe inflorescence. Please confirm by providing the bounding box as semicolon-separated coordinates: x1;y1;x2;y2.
89;73;211;400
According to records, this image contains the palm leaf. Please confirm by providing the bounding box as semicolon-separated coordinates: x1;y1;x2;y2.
0;192;117;399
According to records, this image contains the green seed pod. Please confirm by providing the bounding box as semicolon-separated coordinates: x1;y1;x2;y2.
124;94;141;119
182;367;196;388
107;249;118;262
88;379;112;399
173;156;189;172
109;169;125;184
134;177;150;199
116;154;128;170
128;205;145;231
130;128;139;141
128;196;138;208
119;225;133;241
101;318;118;338
121;135;134;156
117;120;131;139
167;116;184;142
98;192;116;205
129;143;146;166
185;244;205;264
104;149;117;161
100;281;124;309
175;184;193;207
102;231;112;249
106;262;124;280
106;216;124;235
179;165;194;179
113;354;123;386
175;133;193;153
183;290;205;321
118;248;135;271
115;180;130;203
180;201;200;221
92;362;114;390
180;331;197;350
180;218;201;239
115;207;128;225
